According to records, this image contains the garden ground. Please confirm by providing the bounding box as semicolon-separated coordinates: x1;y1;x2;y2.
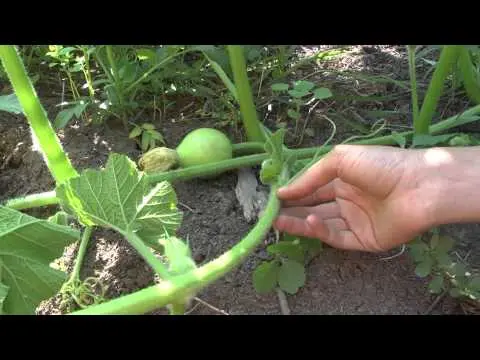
0;45;478;314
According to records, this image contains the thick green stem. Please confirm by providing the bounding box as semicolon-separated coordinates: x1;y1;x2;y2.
70;182;282;315
71;226;93;281
125;231;170;279
168;302;186;315
6;103;480;211
106;46;120;86
147;153;270;183
0;45;78;184
227;45;265;142
3;191;58;210
457;46;480;105
416;45;461;134
408;45;420;124
232;142;266;155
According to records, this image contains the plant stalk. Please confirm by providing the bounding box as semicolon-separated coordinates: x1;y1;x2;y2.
457;46;480;105
232;142;266;155
4;191;59;210
124;48;192;94
407;45;420;124
0;45;78;184
71;226;93;281
416;45;461;134
125;231;170;279
168;302;186;315
227;45;265;142
70;181;283;315
6;103;480;211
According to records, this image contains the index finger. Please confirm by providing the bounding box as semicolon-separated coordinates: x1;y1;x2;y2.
277;148;343;201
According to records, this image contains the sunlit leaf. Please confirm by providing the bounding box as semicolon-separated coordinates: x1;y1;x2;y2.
253;260;279;293
313;87;333;100
0;93;23;114
56;153;183;249
0;206;79;314
278;259;306;294
271;83;289;92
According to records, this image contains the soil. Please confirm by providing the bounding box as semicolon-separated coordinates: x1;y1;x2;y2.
1;45;478;315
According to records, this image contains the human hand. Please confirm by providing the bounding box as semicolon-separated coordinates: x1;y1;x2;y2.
274;145;435;252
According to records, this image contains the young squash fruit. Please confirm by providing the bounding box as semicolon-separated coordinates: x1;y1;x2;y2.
138;128;233;173
138;147;179;173
176;128;233;168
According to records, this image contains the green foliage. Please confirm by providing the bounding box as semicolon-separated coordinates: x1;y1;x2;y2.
0;282;8;315
278;259;306;294
270;79;332;137
47;210;71;226
0;206;80;314
129;122;165;152
0;93;23;114
56;153;183;250
253;260;279;293
162;236;197;276
4;44;480;315
260;128;287;185
253;233;322;295
54;101;88;130
408;229;479;304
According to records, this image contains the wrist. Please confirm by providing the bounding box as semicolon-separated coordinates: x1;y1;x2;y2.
417;146;480;227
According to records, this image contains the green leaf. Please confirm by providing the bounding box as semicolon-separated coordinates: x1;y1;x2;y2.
192;45;217;53
293;80;315;93
136;48;157;62
0;206;80;314
452;263;467;278
253;260;280;293
436;253;452;268
0;93;23;114
142;123;155;131
58;47;76;56
0;281;9;315
390;131;407;148
267;241;305;263
287;109;301;119
298;236;323;254
288;89;309;99
149;130;164;143
468;276;480;292
448;134;474;147
409;242;429;262
161;236;196;276
56;153;183;249
434;235;455;255
129;126;142;139
313;87;333;100
260;159;282;185
47;211;71;226
415;257;433;277
260;129;286;185
203;51;238;102
262;128;286;166
412;134;456;148
54;102;88;130
277;259;306;295
428;275;445;294
271;83;289;92
118;62;137;84
449;287;463;298
142;131;151;151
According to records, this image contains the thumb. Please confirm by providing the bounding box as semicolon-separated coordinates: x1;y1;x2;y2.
277;146;345;201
